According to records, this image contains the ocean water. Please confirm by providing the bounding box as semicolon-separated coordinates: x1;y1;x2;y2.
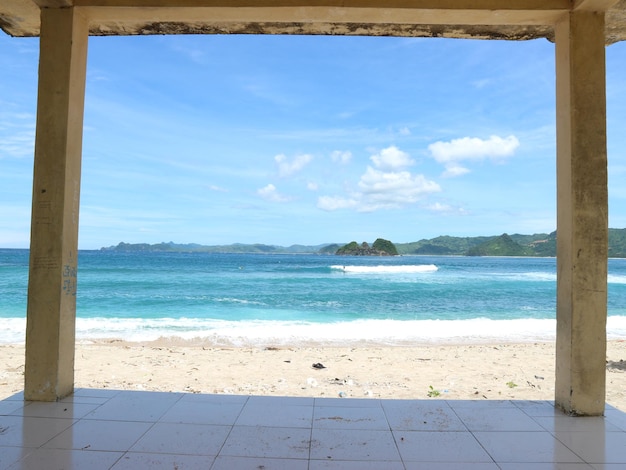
2;249;626;345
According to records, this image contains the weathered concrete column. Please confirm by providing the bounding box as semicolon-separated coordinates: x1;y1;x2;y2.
24;7;88;401
555;10;608;416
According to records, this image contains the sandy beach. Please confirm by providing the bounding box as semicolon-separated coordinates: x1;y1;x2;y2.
2;340;626;411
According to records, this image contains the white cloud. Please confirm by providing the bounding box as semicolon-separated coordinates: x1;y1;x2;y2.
427;202;453;212
257;184;290;203
356;167;440;211
307;182;319;191
207;184;228;192
429;135;519;163
318;145;440;212
425;202;468;215
0;111;35;159
398;127;411;136
275;153;313;177
317;195;358;211
442;165;470;178
370;145;414;171
331;150;352;165
428;135;520;177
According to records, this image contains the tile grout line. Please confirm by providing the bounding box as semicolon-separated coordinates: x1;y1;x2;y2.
447;398;502;468
306;398;316;470
379;398;410;469
94;391;182;469
207;395;250;470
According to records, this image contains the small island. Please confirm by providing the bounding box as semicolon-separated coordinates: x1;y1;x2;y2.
335;238;399;256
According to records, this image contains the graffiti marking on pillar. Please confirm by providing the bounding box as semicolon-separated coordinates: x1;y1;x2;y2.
33;256;59;270
62;264;77;296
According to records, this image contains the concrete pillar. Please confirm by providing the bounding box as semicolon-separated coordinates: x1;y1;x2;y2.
24;7;88;401
555;10;608;416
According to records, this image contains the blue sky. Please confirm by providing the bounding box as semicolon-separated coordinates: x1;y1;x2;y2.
1;32;626;249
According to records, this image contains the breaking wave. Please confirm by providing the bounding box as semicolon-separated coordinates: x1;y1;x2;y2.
330;265;438;274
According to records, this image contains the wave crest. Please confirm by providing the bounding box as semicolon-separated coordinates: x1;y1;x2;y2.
331;265;438;274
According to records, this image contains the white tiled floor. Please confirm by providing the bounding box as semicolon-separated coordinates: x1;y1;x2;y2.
2;389;626;469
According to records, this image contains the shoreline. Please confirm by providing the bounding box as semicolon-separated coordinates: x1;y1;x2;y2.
10;316;626;346
2;340;626;412
3;315;626;346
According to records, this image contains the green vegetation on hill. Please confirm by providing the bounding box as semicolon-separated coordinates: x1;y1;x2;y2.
398;229;626;257
318;244;341;254
527;231;557;257
335;241;360;255
372;238;398;255
609;228;626;257
396;233;553;256
336;238;398;256
396;235;493;255
466;234;533;256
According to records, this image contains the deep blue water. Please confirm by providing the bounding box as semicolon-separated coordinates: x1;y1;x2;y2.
2;249;626;344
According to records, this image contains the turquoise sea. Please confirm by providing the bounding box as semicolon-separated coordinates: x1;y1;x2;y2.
2;249;626;345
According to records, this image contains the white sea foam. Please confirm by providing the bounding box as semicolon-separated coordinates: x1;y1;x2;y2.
215;297;265;305
68;317;554;345
3;315;626;346
520;272;557;282
507;273;626;284
0;317;26;344
331;265;438;274
72;317;559;345
608;274;626;285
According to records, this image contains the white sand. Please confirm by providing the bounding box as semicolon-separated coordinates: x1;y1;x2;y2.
2;340;625;411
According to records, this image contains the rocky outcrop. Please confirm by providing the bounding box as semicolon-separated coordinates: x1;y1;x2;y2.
336;238;398;256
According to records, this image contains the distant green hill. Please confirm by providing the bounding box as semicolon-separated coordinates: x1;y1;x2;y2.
609;228;626;257
101;241;335;254
396;235;493;255
527;231;557;257
100;228;626;257
397;229;626;257
467;234;534;256
396;233;554;256
318;244;341;254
